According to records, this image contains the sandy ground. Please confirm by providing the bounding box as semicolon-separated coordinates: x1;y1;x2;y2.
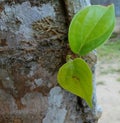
96;62;120;123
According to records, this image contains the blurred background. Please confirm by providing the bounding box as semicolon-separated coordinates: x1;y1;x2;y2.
91;0;120;123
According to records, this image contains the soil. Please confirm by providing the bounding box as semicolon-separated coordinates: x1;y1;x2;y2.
96;61;120;123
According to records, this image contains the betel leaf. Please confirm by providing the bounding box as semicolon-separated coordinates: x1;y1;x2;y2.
57;58;93;107
68;4;115;56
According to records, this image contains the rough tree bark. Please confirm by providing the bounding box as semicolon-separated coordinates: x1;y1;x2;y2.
0;0;102;123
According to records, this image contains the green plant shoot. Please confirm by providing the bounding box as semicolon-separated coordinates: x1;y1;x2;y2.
69;4;115;56
57;58;93;107
57;4;115;108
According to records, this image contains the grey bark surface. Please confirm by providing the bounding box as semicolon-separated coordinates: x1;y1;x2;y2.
91;0;120;16
0;0;101;123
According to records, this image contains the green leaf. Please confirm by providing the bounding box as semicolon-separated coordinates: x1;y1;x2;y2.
57;58;93;107
68;4;115;56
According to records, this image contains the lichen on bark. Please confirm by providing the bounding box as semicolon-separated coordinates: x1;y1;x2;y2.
0;0;101;123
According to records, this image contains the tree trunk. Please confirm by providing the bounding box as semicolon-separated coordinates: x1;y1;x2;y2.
0;0;102;123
